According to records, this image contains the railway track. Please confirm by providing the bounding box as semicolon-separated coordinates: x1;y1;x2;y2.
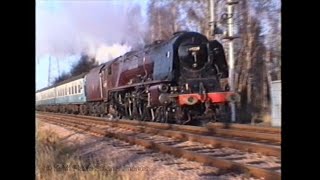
38;112;281;145
37;112;281;180
37;112;280;157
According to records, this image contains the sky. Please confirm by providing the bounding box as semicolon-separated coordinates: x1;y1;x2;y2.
36;0;280;91
36;0;148;90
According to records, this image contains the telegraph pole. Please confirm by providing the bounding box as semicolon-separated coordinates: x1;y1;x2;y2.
226;0;238;122
48;56;51;86
56;57;60;77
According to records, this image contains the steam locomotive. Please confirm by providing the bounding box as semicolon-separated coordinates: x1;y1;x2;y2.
36;31;239;125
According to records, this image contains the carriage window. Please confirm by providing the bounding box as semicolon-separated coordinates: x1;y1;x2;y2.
69;87;71;95
75;86;77;94
78;85;81;93
72;86;74;94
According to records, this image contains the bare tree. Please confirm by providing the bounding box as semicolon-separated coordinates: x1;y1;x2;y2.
125;5;146;50
230;0;280;123
147;0;182;42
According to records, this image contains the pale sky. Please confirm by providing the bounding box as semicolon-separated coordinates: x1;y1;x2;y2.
36;0;148;90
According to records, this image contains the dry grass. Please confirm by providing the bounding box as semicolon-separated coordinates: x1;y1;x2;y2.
36;121;146;180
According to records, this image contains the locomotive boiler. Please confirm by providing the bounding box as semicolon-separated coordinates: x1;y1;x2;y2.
85;31;239;125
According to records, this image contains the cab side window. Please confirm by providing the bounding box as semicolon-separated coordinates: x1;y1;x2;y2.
108;66;112;75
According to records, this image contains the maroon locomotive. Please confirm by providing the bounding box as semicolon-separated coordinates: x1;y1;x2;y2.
84;31;239;125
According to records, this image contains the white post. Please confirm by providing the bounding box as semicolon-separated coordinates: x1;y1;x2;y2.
209;0;215;39
227;0;237;122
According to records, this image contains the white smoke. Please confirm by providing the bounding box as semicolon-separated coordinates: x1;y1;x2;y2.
95;44;132;64
36;1;144;62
